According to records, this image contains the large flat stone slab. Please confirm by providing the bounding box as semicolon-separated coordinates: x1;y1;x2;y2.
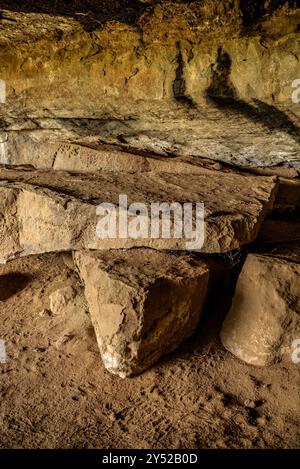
74;249;210;377
4;135;224;173
0;166;277;261
2;103;300;170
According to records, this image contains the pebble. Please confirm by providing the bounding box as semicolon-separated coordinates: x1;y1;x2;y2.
256;416;267;426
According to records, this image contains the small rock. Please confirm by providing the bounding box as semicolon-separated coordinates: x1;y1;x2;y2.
108;411;118;422
256;416;267;427
49;286;76;316
244;399;256;409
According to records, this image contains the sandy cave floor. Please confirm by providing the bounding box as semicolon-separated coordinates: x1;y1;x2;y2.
0;253;299;449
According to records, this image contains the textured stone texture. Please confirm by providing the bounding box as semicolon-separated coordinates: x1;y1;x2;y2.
49;285;76;316
221;252;300;366
75;249;210;377
0;2;299;170
0;1;298;382
2;103;299;170
1;2;299;113
257;217;300;245
3;135;224;173
0;166;277;261
0;187;21;263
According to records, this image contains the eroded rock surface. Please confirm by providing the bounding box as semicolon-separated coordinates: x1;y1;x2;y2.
221;250;300;366
75;249;210;377
49;284;77;316
0;166;277;261
0;1;299;170
255;215;300;256
2;104;299;170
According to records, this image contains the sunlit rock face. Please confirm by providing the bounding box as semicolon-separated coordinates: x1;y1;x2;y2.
0;1;299;170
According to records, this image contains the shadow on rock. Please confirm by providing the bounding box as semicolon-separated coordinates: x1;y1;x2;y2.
206;47;300;145
0;0;146;32
0;273;32;301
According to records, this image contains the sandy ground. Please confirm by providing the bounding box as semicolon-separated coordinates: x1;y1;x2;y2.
0;253;299;449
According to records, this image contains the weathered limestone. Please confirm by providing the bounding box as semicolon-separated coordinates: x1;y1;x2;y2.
221;252;300;366
0;166;277;261
0;1;298;384
7;135;300;181
2;12;299;118
0;3;299;170
254;216;300;262
4;135;223;173
74;249;210;377
5;137;300;214
2;102;300;170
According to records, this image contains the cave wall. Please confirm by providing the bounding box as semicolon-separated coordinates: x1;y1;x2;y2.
0;1;299;169
0;1;299;114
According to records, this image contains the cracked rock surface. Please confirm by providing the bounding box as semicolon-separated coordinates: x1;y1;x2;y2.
0;166;277;261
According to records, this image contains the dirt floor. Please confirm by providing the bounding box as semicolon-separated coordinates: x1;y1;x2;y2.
0;253;299;449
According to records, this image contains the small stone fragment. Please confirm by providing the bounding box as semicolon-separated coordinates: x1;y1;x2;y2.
244;399;256;409
256;416;267;427
49;286;76;316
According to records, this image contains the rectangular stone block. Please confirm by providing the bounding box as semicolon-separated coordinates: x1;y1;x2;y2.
75;249;210;377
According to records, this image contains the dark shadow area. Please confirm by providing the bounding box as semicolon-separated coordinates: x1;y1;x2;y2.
211;97;300;145
0;273;32;301
154;250;246;370
240;0;266;27
206;47;300;145
206;47;237;101
173;41;198;108
16;109;137;140
248;211;300;263
0;0;146;32
240;0;298;28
